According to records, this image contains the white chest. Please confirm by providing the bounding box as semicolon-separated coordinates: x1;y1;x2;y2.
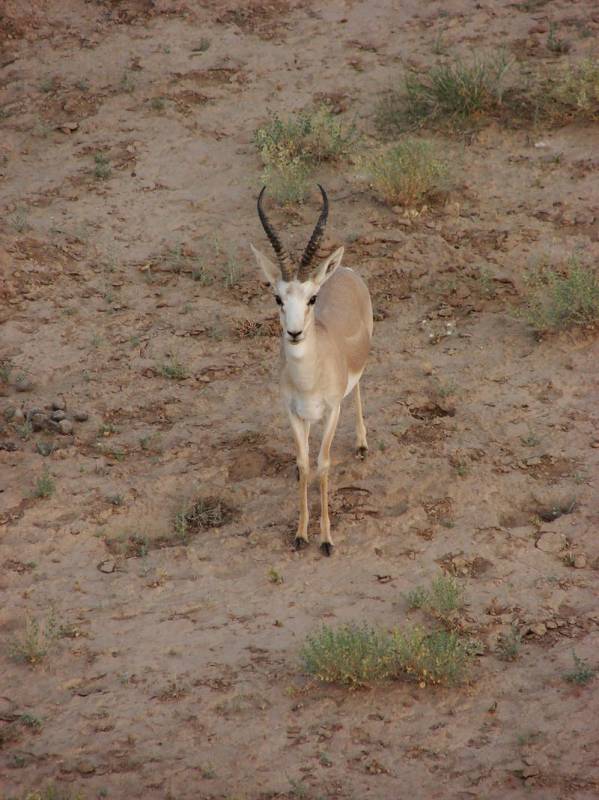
290;393;326;422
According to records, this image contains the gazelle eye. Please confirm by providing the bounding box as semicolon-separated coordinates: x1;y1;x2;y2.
275;295;283;306
308;295;317;306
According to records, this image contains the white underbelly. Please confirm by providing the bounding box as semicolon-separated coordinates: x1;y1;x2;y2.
291;394;326;422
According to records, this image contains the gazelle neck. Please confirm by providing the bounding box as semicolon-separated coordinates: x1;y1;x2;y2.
283;319;319;390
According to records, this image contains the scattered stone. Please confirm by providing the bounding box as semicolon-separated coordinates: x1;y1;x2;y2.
14;375;33;392
58;419;74;435
421;361;433;376
51;409;67;422
528;622;547;637
535;532;566;554
12;407;24;422
30;412;47;432
98;559;116;574
521;764;539;778
573;554;587;569
52;398;66;411
73;410;89;422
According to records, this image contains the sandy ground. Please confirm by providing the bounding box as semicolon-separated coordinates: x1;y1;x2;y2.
1;1;599;798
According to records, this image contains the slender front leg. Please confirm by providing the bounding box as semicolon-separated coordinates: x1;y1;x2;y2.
317;404;341;556
288;411;310;549
354;381;368;458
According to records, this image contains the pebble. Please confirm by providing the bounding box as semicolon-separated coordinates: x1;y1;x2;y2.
58;419;74;435
98;559;116;574
52;398;66;410
573;554;587;569
15;375;33;392
51;410;67;422
30;412;47;432
529;622;547;637
535;532;566;554
73;410;89;422
13;407;24;422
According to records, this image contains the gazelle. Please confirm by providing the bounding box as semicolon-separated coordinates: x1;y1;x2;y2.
251;185;373;555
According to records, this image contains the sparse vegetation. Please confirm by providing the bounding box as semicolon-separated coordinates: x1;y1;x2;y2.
20;786;84;800
523;257;599;334
94;153;112;180
173;496;235;542
33;469;55;499
377;53;512;131
159;356;187;380
300;623;398;688
496;627;522;662
300;621;473;688
150;96;166;111
9;615;59;665
10;206;31;233
564;652;595;685
365;138;452;207
405;575;464;621
254;106;357;203
267;567;284;584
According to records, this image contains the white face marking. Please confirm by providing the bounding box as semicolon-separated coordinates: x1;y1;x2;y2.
274;279;319;345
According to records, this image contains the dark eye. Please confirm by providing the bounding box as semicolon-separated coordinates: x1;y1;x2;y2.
308;295;317;306
275;295;283;306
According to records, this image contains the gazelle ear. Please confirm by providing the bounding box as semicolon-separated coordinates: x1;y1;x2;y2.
251;244;280;285
312;246;344;287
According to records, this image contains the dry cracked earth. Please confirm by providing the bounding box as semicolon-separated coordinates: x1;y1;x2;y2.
1;1;599;799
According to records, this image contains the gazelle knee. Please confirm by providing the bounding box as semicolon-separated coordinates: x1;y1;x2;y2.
317;457;330;477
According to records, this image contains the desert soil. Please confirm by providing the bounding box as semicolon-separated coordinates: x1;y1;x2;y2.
1;1;599;798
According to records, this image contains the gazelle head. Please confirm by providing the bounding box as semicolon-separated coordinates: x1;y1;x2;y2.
251;184;344;346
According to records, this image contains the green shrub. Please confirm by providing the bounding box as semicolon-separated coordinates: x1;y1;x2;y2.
378;53;512;131
524;257;599;333
393;627;472;686
365;137;452;206
405;575;464;620
254;106;357;203
300;623;397;688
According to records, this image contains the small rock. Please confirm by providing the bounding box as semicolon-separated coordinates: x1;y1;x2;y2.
73;410;89;422
98;559;116;574
58;419;74;435
529;622;547;637
13;407;24;422
76;759;96;775
536;532;566;554
30;412;47;432
546;620;557;629
521;764;539;778
52;398;66;410
51;410;67;422
14;375;33;392
573;554;587;569
421;361;434;376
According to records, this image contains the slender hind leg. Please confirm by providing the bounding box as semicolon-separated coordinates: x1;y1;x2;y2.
354;381;368;459
288;412;310;549
317;405;341;556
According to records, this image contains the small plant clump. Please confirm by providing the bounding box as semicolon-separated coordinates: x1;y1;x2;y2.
94;153;111;180
9;615;59;665
523;257;599;334
405;574;464;621
377;53;512;132
564;652;595;686
159;357;187;380
33;469;55;499
544;58;599;122
496;627;522;662
300;621;473;688
173;496;235;541
254;106;357;203
365;137;453;207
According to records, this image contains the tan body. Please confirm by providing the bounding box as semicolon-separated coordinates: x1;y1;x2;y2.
252;185;373;555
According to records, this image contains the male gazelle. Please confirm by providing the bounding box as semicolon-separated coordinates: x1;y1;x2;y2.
251;185;373;555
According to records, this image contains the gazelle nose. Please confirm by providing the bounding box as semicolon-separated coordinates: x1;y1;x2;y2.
287;330;302;339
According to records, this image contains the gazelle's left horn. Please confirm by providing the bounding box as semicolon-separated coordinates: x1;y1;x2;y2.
297;184;329;281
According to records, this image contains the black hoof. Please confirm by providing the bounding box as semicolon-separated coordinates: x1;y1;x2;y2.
295;465;300;482
320;542;334;557
294;537;308;551
356;446;368;460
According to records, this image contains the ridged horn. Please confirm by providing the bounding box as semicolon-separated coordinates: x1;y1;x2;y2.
297;184;329;281
256;186;294;281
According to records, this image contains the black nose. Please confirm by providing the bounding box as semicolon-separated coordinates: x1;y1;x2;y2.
287;330;302;339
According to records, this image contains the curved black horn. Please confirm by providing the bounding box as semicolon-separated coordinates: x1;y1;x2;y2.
297;184;329;281
256;186;294;281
